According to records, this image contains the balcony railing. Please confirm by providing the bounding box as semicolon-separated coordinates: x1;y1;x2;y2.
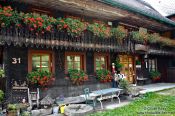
0;26;130;52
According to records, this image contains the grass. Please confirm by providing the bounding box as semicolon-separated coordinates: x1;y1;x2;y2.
89;93;175;116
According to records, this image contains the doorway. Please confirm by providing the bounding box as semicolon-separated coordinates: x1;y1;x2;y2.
118;55;135;83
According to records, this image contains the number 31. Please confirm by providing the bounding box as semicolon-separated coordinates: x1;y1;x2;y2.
12;58;21;64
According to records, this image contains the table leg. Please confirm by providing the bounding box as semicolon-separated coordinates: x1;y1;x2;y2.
116;91;121;103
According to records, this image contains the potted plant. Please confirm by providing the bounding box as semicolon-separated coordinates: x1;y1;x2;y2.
149;70;161;82
0;6;20;28
68;69;88;85
111;26;128;44
7;104;18;116
27;70;55;88
96;69;112;83
57;18;86;37
118;78;130;94
130;31;148;44
135;60;141;68
87;22;110;38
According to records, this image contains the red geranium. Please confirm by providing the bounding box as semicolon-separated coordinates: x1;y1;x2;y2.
27;70;55;88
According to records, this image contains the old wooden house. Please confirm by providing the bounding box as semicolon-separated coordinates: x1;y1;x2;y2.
1;0;175;103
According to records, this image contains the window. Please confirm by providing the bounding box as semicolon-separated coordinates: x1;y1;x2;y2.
28;50;54;72
94;53;109;71
65;52;85;72
148;59;157;71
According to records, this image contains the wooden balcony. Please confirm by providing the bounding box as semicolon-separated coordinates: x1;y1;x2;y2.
0;26;129;52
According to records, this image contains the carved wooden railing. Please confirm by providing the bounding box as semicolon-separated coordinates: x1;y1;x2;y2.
0;26;130;52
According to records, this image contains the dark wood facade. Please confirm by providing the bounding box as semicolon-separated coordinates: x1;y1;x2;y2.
1;0;175;103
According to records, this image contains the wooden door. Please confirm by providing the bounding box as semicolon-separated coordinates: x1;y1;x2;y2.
119;55;135;83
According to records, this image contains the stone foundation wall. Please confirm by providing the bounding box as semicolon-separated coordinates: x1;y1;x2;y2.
40;83;111;98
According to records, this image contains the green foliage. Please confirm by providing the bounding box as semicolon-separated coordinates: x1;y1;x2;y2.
135;60;141;65
68;69;87;79
96;69;112;83
21;111;31;116
89;92;175;116
114;58;123;70
68;69;88;85
0;68;5;78
131;31;148;44
111;26;127;43
57;18;86;37
0;6;20;27
118;78;130;93
1;5;175;47
27;70;54;87
87;23;111;38
21;12;57;33
149;70;161;79
7;104;17;111
0;90;4;102
147;33;160;44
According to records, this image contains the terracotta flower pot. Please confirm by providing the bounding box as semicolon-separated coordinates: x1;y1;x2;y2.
152;77;160;83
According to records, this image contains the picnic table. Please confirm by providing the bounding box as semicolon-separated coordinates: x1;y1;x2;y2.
91;88;123;109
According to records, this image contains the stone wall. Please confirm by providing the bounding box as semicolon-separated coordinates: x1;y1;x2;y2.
41;83;111;98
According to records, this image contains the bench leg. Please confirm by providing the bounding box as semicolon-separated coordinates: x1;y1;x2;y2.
116;91;121;104
93;99;96;109
117;96;120;104
99;100;103;109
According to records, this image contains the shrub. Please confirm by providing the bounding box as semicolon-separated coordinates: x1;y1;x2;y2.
7;104;17;111
118;78;130;94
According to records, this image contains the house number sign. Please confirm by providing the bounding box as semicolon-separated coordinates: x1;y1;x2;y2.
12;58;21;64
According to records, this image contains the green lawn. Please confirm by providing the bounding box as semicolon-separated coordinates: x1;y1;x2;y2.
89;93;175;116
